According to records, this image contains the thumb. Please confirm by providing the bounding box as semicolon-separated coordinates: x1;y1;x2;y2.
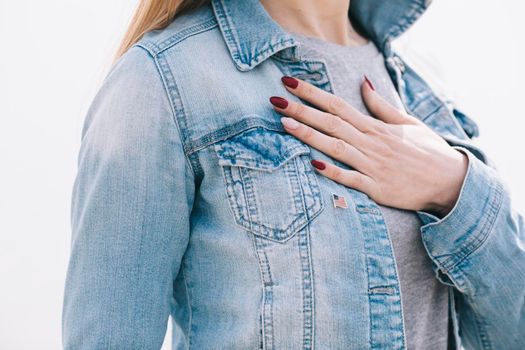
361;75;414;125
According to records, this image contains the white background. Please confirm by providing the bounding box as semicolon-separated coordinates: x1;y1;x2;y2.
1;0;524;348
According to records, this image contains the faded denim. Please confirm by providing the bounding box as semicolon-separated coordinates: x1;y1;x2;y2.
62;0;525;349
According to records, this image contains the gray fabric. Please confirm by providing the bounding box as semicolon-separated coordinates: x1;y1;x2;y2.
291;31;450;350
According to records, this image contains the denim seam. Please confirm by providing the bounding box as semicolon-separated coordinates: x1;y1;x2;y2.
440;182;504;273
235;176;305;242
188;119;287;154
419;150;504;274
286;157;306;219
433;188;502;301
239;167;256;234
133;45;197;179
248;39;296;69
218;146;321;243
359;207;406;349
419;236;468;294
295;156;315;349
213;0;296;70
377;209;407;349
130;44;195;180
300;156;325;222
238;167;252;228
263;249;275;349
181;267;193;348
222;165;247;231
157;19;217;55
362;221;373;350
212;0;244;65
250;234;267;350
251;236;274;349
137;17;218;56
306;230;316;350
217;144;310;170
152;50;201;178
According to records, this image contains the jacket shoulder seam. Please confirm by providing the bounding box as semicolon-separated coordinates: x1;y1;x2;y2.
133;45;199;179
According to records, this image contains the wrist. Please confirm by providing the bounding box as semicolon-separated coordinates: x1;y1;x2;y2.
424;149;469;218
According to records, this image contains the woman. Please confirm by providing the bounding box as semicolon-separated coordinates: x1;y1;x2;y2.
62;0;525;349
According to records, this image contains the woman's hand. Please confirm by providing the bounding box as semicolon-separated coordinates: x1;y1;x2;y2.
269;75;468;217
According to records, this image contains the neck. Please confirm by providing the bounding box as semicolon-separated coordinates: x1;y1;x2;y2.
259;0;368;46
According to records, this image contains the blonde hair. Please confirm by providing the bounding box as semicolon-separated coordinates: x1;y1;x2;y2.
115;0;209;60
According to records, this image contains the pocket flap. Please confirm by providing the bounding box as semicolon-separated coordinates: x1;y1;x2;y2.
214;127;311;171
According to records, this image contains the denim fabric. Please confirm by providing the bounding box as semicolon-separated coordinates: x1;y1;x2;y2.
62;0;525;349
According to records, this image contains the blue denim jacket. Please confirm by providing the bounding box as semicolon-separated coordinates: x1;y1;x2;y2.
62;0;525;349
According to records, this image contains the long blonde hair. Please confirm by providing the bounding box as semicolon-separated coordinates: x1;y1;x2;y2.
115;0;209;59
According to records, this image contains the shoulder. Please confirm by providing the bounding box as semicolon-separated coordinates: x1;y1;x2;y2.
82;46;175;158
101;3;221;88
124;2;234;106
88;3;237;157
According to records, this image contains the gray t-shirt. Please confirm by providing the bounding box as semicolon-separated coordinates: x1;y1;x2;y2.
290;31;450;350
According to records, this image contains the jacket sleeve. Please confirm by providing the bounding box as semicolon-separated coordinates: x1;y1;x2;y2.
416;137;525;349
62;46;195;349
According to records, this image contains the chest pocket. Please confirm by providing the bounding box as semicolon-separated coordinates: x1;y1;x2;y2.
214;126;324;243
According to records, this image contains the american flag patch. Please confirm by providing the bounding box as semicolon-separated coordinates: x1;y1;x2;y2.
332;193;348;209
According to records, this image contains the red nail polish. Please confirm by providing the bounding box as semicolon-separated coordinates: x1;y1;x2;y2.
311;159;326;170
281;76;299;89
364;75;375;91
269;96;288;109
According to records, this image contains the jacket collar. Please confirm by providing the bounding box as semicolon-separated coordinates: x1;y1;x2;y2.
211;0;432;71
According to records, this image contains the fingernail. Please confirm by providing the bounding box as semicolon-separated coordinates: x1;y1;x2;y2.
310;159;326;170
281;117;300;130
281;76;299;89
270;96;288;109
364;75;375;91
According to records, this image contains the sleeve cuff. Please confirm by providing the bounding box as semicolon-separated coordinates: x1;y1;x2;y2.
416;146;505;273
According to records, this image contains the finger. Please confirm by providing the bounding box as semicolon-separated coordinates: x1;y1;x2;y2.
361;75;416;125
280;117;372;174
310;159;376;195
269;96;368;147
281;75;377;132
